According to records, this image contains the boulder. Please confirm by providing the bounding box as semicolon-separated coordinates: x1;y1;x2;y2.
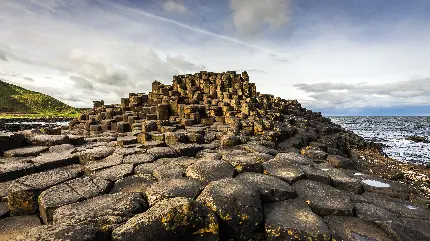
197;178;263;240
264;199;331;241
112;197;218;241
292;180;354;216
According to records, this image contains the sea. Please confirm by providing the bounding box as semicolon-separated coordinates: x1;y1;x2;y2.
330;116;430;165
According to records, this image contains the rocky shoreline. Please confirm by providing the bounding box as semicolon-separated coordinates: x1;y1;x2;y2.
0;71;429;240
0;117;72;133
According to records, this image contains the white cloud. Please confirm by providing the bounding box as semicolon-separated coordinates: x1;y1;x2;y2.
229;0;292;34
163;0;190;15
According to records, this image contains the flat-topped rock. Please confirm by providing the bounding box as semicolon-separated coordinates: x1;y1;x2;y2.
48;144;75;153
326;216;397;241
8;167;83;215
146;147;177;159
31;151;79;171
354;202;397;221
38;176;111;223
0;158;35;182
300;165;331;184
293;180;354;216
236;172;297;202
78;147;115;164
122;153;156;166
110;174;156;194
28;135;70;146
3;146;48;158
0;215;42;241
264;199;331;241
262;159;305;184
145;178;204;206
186;158;235;183
83;153;123;173
11;224;109;241
197;178;263;240
0;202;9;217
379;218;430;241
53;192;147;230
153;163;186;180
112;197;218;241
326;155;357;169
90;164;134;182
222;152;273;173
273;152;314;165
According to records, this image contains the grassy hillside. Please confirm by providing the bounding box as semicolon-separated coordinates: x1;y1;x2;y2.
0;80;79;118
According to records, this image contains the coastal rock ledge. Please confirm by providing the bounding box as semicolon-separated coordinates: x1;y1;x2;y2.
1;71;429;241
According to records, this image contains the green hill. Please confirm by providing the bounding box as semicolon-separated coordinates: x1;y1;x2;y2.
0;79;79;118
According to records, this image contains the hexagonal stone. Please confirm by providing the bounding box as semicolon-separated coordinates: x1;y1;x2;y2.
0;133;27;157
38;176;112;224
273;152;314;165
0;158;35;182
197;178;263;240
78;147;115;164
110;174;156;194
48;144;75;153
171;143;204;157
354;202;397;221
326;155;357;169
0;180;13;200
53;193;147;230
153;164;186;180
326;216;397;241
353;192;430;220
134;162;163;175
112;197;218;241
293;180;354;216
322;168;363;194
239;144;279;156
223;152;273;173
28;135;70;146
122;153;156;166
300;165;331;185
91;164;134;182
262;160;305;184
117;136;137;147
31;151;79;171
358;176;409;200
264;199;331;241
146;178;204;206
236;172;297;202
379;218;430;241
12;224;109;241
3;146;49;158
186;158;235;183
0;215;42;240
83;154;123;174
8;168;83;215
147;147;177;159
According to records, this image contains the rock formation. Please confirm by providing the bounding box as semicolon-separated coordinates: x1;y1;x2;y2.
0;71;429;241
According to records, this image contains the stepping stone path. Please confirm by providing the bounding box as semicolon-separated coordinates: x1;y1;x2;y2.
0;71;428;240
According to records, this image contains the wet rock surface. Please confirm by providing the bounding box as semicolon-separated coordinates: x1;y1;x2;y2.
0;71;428;240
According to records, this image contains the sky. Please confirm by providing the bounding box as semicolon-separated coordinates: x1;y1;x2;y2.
0;0;429;116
